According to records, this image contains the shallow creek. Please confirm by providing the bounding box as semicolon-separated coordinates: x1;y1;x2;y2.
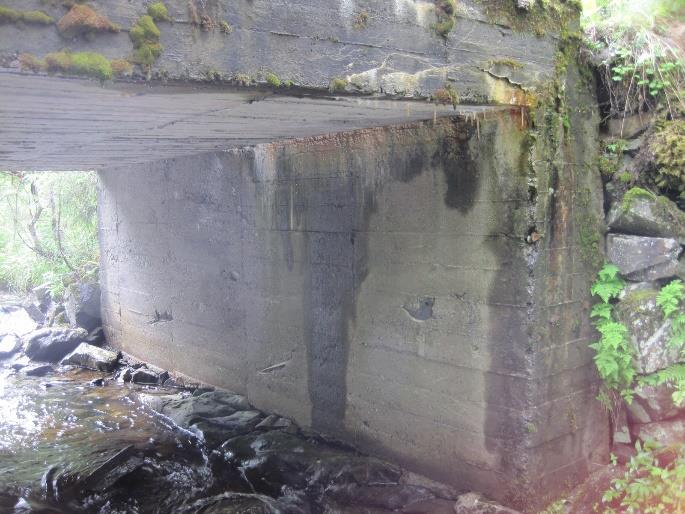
0;299;460;514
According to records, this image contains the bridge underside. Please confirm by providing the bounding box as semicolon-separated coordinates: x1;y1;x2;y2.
0;71;608;508
0;72;503;171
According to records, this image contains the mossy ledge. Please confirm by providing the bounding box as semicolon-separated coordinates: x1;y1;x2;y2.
0;7;54;26
56;4;120;38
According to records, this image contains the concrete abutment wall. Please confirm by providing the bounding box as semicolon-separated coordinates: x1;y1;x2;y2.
98;111;607;505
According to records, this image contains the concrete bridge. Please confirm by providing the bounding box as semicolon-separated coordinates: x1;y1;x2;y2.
0;0;608;508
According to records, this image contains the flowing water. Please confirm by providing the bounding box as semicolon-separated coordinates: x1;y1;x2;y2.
0;364;213;513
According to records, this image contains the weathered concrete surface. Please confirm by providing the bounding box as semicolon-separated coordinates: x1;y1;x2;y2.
0;0;563;101
99;80;605;505
0;71;503;171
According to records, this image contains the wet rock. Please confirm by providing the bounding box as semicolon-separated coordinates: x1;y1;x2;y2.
10;355;30;371
607;234;683;281
612;408;631;445
632;418;685;447
131;367;161;384
614;288;681;374
454;492;521;513
626;382;684;424
607;113;653;139
612;443;637;465
23;327;87;362
217;431;402;497
608;194;685;243
24;364;54;377
140;391;244;427
192;386;215;396
90;378;105;386
179;492;307;513
117;367;133;382
327;484;435;511
85;326;105;346
65;281;101;332
0;305;38;336
191;410;264;448
0;334;22;359
401;498;457;513
60;342;120;371
77;446;143;493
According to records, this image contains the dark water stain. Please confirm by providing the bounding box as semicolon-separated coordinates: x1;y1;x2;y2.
441;121;479;213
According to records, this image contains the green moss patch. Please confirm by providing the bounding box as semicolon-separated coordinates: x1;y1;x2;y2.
42;51;112;80
0;7;54;26
56;4;119;38
621;186;656;210
652;119;685;195
148;2;171;22
265;73;281;88
329;78;347;92
130;15;163;69
433;0;457;38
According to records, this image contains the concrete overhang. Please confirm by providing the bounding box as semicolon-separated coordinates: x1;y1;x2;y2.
0;72;513;171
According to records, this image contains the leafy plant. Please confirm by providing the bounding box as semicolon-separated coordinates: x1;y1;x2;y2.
589;264;635;402
0;172;98;300
582;0;685;119
602;440;685;513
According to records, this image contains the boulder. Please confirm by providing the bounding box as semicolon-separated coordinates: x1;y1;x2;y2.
0;334;22;359
23;327;87;362
631;418;685;447
31;283;52;311
401;498;457;514
190;410;263;448
327;484;436;511
178;492;305;514
23;364;54;377
607;234;683;282
626;382;684;424
131;368;161;384
615;288;681;374
65;281;101;332
607;113;653;139
608;193;685;243
0;305;37;336
454;492;521;514
139;390;247;428
613;408;631;445
60;343;120;371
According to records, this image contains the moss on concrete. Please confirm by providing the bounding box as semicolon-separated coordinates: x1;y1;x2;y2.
330;78;347;92
56;4;119;38
130;15;162;71
433;0;457;38
479;0;580;38
147;2;171;22
0;7;54;25
44;51;113;81
265;72;281;88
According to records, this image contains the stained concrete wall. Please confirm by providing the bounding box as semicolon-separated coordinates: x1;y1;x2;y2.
99;100;607;505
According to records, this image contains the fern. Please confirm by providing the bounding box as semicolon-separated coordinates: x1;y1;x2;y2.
591;263;625;303
656;279;685;319
589;264;635;404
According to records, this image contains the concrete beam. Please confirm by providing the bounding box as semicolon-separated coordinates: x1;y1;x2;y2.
0;72;511;171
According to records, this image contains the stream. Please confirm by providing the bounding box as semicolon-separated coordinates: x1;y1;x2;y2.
0;297;460;514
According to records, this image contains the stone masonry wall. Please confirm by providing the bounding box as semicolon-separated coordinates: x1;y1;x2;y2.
98;110;605;506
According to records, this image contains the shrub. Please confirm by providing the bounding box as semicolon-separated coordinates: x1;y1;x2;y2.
110;58;133;77
130;15;163;69
0;172;98;299
0;7;54;25
44;51;113;81
330;78;347;92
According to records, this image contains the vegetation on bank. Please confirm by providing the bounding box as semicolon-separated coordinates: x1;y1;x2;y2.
0;172;98;300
